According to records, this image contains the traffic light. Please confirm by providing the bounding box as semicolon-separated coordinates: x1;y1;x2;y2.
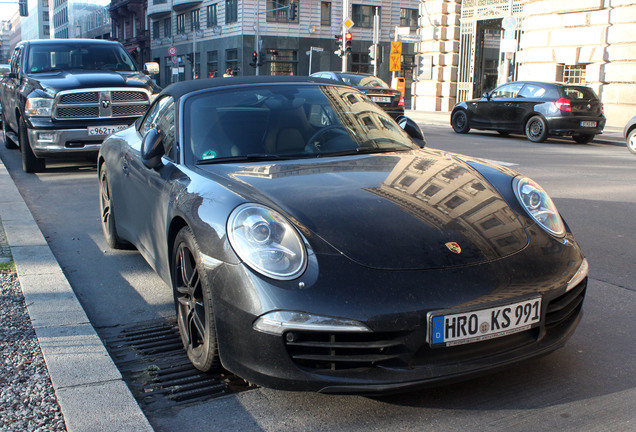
334;34;343;57
345;32;353;54
186;53;194;64
289;2;297;21
249;51;258;67
257;51;266;66
368;45;376;60
19;0;28;16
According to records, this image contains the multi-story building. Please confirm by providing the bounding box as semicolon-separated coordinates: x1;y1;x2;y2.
147;0;420;89
16;0;50;41
412;0;636;127
110;0;151;65
1;20;14;63
52;0;109;39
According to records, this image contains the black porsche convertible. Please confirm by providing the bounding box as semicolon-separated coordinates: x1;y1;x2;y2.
98;76;588;394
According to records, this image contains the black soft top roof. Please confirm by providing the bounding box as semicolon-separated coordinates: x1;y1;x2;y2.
159;75;336;100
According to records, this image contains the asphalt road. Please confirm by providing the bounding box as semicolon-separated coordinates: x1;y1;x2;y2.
1;126;635;432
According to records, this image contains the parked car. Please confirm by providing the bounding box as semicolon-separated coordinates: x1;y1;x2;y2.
0;64;8;129
451;81;606;143
99;76;587;393
624;116;636;155
0;39;160;172
310;71;405;119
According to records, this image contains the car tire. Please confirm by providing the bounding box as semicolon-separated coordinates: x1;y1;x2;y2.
19;118;45;173
172;226;220;372
525;115;549;143
628;129;636;155
3;114;18;149
99;163;131;249
451;110;470;134
572;134;595;144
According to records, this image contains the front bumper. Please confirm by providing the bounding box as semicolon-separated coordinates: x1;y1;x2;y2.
210;238;587;394
26;118;135;158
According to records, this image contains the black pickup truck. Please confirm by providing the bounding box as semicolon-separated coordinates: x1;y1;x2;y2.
1;39;160;172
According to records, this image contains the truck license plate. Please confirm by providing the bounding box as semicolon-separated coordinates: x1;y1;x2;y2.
88;125;128;136
428;297;542;347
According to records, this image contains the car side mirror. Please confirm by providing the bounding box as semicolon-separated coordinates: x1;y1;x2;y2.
141;128;164;169
396;116;426;147
483;92;490;100
144;62;160;75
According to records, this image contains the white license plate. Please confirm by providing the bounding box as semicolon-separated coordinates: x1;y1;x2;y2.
428;297;542;347
580;121;597;127
87;125;128;136
371;96;392;104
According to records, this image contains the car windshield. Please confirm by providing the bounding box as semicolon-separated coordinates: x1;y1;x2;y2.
337;74;389;88
184;84;417;164
26;43;138;73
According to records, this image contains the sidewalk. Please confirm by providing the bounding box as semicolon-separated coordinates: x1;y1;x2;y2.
0;158;153;431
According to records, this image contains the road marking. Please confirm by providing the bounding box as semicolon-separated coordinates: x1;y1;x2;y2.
479;158;518;167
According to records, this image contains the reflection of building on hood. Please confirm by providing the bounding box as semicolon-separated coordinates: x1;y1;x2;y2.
367;152;527;258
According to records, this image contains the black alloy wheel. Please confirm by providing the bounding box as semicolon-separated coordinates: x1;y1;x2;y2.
451;110;470;134
525;115;549;143
19;118;45;172
172;227;220;372
99;164;130;249
572;134;595;144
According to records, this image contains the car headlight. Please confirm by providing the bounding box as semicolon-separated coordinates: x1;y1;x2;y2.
227;203;307;280
25;97;54;118
513;176;566;237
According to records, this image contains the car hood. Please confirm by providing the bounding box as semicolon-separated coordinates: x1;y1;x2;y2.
28;70;157;94
204;149;529;270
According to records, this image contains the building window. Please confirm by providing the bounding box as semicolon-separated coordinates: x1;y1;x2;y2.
191;9;200;31
558;64;586;84
267;0;298;23
132;14;137;38
153;20;160;39
351;52;370;73
164;17;171;37
400;8;417;30
352;5;376;28
43;10;49;22
226;0;238;23
207;4;217;26
207;50;218;77
321;2;330;26
177;13;185;34
266;49;297;76
226;48;238;72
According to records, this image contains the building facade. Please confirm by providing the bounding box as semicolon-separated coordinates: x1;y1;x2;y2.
412;0;636;127
147;0;420;89
110;0;150;65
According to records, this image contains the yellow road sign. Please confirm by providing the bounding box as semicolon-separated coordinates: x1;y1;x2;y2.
391;41;402;56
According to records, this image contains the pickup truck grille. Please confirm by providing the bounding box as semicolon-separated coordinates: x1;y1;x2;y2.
55;89;151;120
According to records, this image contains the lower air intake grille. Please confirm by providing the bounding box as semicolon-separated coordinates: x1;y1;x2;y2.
285;331;408;370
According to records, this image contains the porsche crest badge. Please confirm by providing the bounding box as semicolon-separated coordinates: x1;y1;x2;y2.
445;242;462;254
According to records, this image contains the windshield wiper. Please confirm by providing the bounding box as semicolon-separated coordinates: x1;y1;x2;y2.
318;146;411;157
196;153;296;165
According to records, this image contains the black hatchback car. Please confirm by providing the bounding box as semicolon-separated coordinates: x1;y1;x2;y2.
451;81;606;143
310;71;404;119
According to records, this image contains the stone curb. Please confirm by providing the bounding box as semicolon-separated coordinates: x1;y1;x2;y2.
0;158;153;432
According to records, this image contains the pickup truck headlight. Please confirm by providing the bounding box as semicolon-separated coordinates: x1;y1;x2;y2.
25;97;54;118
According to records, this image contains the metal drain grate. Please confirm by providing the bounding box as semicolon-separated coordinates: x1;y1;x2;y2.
101;318;254;411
